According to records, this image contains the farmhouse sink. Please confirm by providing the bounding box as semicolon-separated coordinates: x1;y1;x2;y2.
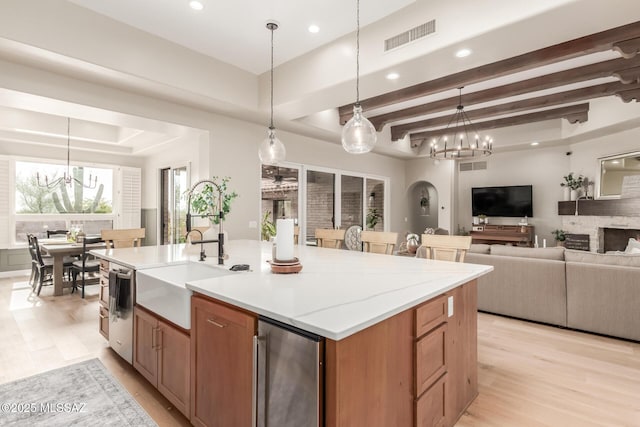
136;262;232;329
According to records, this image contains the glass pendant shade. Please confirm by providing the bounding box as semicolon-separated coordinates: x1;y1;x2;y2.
341;104;377;154
258;127;286;165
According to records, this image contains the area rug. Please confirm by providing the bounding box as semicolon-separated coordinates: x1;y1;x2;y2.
0;358;157;426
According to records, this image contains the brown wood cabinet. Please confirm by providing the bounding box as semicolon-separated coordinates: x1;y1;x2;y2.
190;295;257;427
133;306;191;418
98;259;109;339
470;224;534;246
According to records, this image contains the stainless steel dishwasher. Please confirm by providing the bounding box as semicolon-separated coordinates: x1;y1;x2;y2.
108;266;134;364
256;316;323;427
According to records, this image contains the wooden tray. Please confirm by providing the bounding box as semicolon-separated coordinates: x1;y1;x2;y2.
268;259;303;274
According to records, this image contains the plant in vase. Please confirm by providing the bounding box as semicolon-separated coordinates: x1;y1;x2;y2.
561;173;584;201
478;214;487;224
552;229;566;247
187;176;238;238
366;208;381;230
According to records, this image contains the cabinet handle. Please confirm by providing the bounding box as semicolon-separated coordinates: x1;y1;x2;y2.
206;318;227;328
156;328;163;350
252;335;258;427
151;327;157;349
98;313;107;320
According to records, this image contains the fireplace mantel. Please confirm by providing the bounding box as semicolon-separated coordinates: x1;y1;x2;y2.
558;198;640;217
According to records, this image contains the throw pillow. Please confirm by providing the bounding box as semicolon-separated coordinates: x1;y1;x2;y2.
625;238;640;254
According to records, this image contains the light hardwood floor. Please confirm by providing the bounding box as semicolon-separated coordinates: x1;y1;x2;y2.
1;274;639;426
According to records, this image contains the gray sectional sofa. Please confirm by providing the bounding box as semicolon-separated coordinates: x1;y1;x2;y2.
462;244;640;342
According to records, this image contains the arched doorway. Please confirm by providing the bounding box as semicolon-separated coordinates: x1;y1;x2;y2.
407;181;438;234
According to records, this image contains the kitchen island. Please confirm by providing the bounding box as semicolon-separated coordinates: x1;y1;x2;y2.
92;239;492;427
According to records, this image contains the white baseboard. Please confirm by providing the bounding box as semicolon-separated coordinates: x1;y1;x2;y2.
0;269;30;279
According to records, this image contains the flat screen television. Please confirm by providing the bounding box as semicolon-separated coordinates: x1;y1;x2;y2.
471;185;533;217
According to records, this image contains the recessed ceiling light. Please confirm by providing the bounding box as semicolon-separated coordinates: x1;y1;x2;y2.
386;72;399;80
611;160;620;164
455;48;472;58
189;1;204;11
308;25;320;33
531;142;539;146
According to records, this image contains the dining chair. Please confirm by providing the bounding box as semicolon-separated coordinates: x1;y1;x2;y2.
360;231;399;255
101;228;145;249
29;234;55;296
420;234;472;263
294;225;300;245
46;229;68;238
315;228;345;249
71;236;103;298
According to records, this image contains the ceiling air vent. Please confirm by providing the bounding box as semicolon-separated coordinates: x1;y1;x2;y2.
459;161;487;172
384;20;436;52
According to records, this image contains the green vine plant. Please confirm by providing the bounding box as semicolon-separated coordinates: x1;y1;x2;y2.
188;176;238;225
366;208;381;230
261;210;276;241
51;167;107;213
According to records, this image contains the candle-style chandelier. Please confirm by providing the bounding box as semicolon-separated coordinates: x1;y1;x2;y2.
36;117;98;189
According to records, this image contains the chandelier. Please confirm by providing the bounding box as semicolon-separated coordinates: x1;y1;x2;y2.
429;88;493;160
36;117;98;189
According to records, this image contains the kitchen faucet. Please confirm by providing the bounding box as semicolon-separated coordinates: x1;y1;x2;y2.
185;179;225;265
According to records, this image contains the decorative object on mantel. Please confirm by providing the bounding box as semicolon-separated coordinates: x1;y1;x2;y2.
564;233;590;251
429;87;493;160
341;0;377;154
561;172;584;201
36;117;98;189
258;22;286;165
477;214;487;224
552;229;566;247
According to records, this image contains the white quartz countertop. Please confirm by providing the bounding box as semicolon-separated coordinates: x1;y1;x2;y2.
92;240;492;340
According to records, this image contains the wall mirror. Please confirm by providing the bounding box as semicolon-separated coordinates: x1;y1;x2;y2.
598;151;640;198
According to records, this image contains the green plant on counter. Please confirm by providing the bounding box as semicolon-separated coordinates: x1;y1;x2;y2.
560;173;584;190
551;229;566;242
366;208;381;230
188;176;238;225
261;210;276;241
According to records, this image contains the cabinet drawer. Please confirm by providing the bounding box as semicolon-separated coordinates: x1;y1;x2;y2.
416;295;447;337
416;373;447;427
99;278;109;307
416;323;447;397
99;259;109;272
99;306;109;340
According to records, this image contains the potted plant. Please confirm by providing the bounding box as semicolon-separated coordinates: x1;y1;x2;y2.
366;208;381;230
478;214;487;224
261;210;276;241
561;173;584;201
551;229;566;246
188;176;238;228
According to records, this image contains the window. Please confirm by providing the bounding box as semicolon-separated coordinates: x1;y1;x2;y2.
6;158;135;246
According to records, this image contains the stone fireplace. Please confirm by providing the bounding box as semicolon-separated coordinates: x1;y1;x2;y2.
561;215;640;252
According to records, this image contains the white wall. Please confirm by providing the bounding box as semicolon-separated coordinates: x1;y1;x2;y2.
456;146;570;241
405;158;455;233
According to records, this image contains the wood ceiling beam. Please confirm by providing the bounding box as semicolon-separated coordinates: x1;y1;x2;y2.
616;88;640;103
339;20;640;124
391;82;638;140
412;104;590;153
613;37;640;59
370;56;640;131
613;65;640;84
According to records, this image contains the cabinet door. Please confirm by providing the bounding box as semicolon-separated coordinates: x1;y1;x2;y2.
416;373;447;427
157;319;190;419
191;297;256;427
98;305;109;340
133;307;158;386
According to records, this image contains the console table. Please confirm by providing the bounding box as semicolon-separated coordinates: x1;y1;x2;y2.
470;224;534;247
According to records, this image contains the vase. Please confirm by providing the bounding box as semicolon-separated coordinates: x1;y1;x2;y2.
563;187;570;201
570;189;577;201
407;236;420;254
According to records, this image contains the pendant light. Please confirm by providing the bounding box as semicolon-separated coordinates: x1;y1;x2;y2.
258;22;286;165
341;0;377;154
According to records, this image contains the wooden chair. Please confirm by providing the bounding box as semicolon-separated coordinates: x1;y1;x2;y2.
28;234;54;295
294;226;300;245
101;228;145;249
71;236;102;298
360;231;398;255
46;229;68;238
315;228;345;249
420;235;472;262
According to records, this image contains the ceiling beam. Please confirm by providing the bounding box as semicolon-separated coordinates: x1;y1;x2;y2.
370;56;640;131
339;20;640;124
412;104;590;153
391;82;638;140
613;37;640;59
613;65;640;84
616;88;640;103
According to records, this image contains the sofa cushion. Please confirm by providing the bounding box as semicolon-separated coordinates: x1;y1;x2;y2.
625;238;640;254
489;245;565;261
469;243;491;254
564;249;640;267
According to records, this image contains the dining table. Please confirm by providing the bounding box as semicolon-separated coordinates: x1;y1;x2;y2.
40;238;106;296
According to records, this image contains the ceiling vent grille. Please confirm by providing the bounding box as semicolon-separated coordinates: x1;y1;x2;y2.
459;161;487;172
384;20;436;51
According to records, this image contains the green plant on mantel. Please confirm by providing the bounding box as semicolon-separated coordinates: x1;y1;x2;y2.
552;229;566;242
561;173;584;190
